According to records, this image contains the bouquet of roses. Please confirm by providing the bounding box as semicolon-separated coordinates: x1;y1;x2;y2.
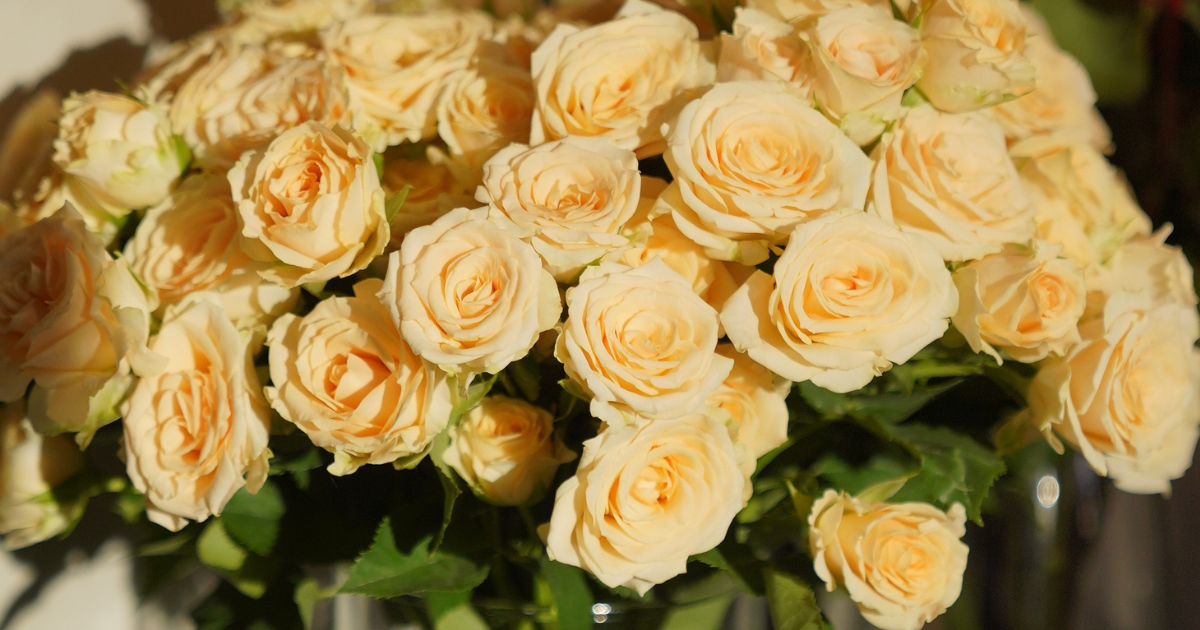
0;0;1195;627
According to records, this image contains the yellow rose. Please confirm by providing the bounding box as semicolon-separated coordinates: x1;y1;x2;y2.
0;207;151;437
555;259;734;424
801;6;925;145
382;155;475;243
809;490;968;630
544;413;745;594
743;0;888;22
122;297;272;531
1012;135;1151;270
0;401;85;550
267;279;453;475
435;49;535;178
721;212;957;393
322;11;494;151
229;122;388;288
870;104;1034;261
1029;294;1200;494
663;81;872;265
53;91;187;215
125;173;299;328
478;136;642;281
916;0;1036;113
380;207;561;376
707;344;791;461
444;395;574;505
166;41;351;168
1090;228;1197;309
530;0;715;157
952;241;1086;364
716;8;806;85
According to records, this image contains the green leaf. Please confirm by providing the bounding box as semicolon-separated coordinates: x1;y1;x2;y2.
711;541;765;595
811;453;917;497
198;520;248;572
764;569;824;630
797;379;963;425
429;433;463;551
386;185;414;225
220;480;285;556
539;556;595;630
302;282;327;298
885;424;1007;525
340;518;490;598
507;354;542;402
137;530;196;557
373;153;385;182
228;555;277;599
427;591;489;630
295;578;339;630
450;373;498;423
660;594;735;630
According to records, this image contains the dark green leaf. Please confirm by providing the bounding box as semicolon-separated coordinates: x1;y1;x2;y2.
429;434;463;551
136;530;196;557
221;480;285;556
712;541;765;595
885;424;1007;525
539;556;595;630
797;379;963;425
451;373;498;422
340;518;490;598
198;520;248;572
811;453;917;497
426;591;488;630
507;354;542;402
660;594;735;630
764;569;824;630
386;185;414;225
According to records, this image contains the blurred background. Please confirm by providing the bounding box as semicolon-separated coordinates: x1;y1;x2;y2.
0;0;1197;628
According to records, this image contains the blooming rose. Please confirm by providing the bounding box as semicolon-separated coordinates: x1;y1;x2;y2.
267;279;452;475
1029;293;1200;494
809;490;969;630
707;344;790;461
123;297;272;531
1090;228;1197;309
229;122;388;288
435;50;535;177
800;7;925;145
544;413;745;594
220;0;372;33
529;0;715;157
870;105;1035;261
952;241;1086;364
744;0;888;22
382;155;475;243
1012;136;1150;270
555;259;734;424
0;401;85;550
916;0;1036;114
53;91;187;215
381;207;561;376
478;136;642;281
987;21;1109;149
716;8;806;85
0;207;151;436
663;81;872;265
0;90;60;214
167;42;350;168
444;395;574;505
722;212;957;393
125;173;298;328
322;11;494;151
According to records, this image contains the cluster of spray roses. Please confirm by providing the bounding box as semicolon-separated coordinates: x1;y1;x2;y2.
0;0;1194;628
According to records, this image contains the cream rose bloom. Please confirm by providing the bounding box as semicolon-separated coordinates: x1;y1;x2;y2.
1028;293;1200;494
743;0;888;22
0;401;85;550
722;212;957;393
444;395;574;506
229;121;388;288
381;207;561;376
529;0;715;157
122;297;272;531
707;344;790;460
801;7;925;145
987;24;1109;149
916;0;1036;114
478;136;642;281
1012;136;1150;271
125;173;298;329
322;11;494;151
382;155;475;243
544;413;745;595
435;49;535;177
0;207;152;437
716;8;806;85
663;81;872;265
809;490;968;630
53;91;187;215
220;0;372;33
1090;228;1197;309
166;42;350;168
870;105;1034;261
267;279;452;475
555;259;734;425
952;241;1086;364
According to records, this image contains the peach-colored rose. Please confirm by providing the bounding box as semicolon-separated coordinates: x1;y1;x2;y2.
744;0;889;22
381;155;475;244
1090;228;1197;310
435;49;535;177
716;8;806;85
0;401;85;550
707;344;790;461
220;0;372;34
